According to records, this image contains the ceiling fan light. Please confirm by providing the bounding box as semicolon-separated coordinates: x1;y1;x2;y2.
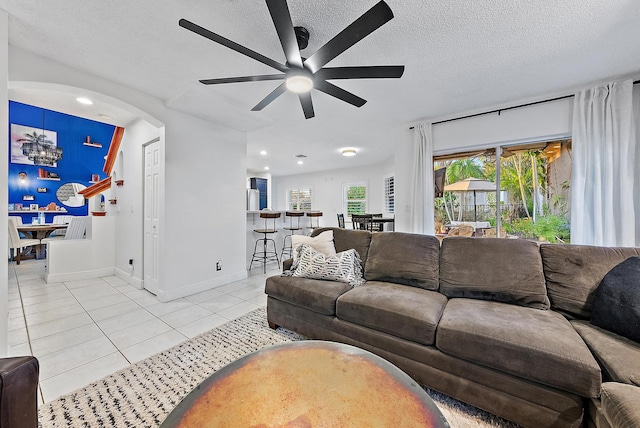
286;75;313;93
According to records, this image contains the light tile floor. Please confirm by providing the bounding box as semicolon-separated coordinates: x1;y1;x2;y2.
7;259;281;404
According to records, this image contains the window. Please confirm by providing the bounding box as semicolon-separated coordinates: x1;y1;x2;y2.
432;139;571;243
343;182;367;215
384;173;395;214
287;188;312;211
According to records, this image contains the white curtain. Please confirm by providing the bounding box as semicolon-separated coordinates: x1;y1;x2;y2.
410;122;435;234
571;80;640;247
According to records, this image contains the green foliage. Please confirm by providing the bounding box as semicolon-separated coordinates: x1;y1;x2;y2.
532;215;570;243
347;186;366;200
503;215;570;243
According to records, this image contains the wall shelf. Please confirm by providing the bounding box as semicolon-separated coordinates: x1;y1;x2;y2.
83;142;103;148
9;209;67;214
37;177;61;181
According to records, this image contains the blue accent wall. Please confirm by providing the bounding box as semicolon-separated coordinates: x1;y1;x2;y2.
8;101;115;221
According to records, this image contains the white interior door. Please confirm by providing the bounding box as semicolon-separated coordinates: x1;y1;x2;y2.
143;140;161;295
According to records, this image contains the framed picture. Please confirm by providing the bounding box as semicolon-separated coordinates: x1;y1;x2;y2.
37;187;48;193
29;203;39;211
8;203;14;211
91;174;100;182
14;203;23;211
10;123;59;167
22;194;35;201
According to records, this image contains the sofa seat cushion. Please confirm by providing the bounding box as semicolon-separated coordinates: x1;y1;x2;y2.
440;238;550;309
436;299;601;397
265;275;352;316
571;320;640;386
600;382;640;428
364;232;440;290
336;281;447;346
540;244;640;319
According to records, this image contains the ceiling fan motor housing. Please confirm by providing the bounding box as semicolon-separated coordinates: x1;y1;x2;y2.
294;26;309;50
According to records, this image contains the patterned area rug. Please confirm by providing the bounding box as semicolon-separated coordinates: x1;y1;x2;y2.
38;307;519;427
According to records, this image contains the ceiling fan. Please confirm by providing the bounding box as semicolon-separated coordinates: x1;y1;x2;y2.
179;0;404;119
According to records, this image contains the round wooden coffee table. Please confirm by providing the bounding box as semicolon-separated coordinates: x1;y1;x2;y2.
161;340;449;427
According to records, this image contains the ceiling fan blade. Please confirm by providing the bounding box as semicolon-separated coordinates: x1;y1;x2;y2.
200;75;285;85
266;0;303;68
304;1;394;74
314;80;367;108
298;92;315;119
315;65;404;80
179;18;288;73
251;82;288;111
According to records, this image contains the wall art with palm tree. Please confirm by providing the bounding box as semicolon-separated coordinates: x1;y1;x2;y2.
10;124;61;166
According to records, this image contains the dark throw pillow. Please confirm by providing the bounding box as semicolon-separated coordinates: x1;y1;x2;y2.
590;256;640;343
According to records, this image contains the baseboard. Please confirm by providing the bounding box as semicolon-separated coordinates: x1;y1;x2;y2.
157;270;248;302
114;268;144;289
45;267;115;284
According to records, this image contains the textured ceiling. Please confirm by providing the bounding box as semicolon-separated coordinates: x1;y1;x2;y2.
4;0;640;176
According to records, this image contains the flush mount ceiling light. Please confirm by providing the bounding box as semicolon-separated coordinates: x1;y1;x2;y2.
76;97;93;105
260;150;267;155
285;73;313;94
342;149;357;157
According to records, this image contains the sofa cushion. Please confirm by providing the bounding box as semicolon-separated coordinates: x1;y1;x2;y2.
439;237;550;309
590;256;640;342
336;281;447;346
436;299;601;397
311;227;372;269
572;320;640;386
291;230;336;262
540;244;640;319
364;232;440;290
291;244;365;287
600;382;640;428
265;275;352;316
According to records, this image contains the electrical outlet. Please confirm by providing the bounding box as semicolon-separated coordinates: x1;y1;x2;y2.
216;261;222;271
129;258;133;265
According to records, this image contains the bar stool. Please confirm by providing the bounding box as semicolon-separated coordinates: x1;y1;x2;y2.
250;212;281;273
305;211;323;234
281;211;304;259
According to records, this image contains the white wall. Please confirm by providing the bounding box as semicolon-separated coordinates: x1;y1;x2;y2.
394;98;574;233
110;118;160;286
0;9;9;356
7;47;248;303
272;158;395;228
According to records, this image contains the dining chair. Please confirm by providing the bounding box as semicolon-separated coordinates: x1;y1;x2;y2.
8;217;41;265
337;213;345;228
41;216;89;243
370;213;383;232
49;215;75;237
352;214;373;231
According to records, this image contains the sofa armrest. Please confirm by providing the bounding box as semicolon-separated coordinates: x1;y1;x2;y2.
0;356;39;428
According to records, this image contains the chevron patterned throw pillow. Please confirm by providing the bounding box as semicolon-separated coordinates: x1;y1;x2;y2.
291;244;365;287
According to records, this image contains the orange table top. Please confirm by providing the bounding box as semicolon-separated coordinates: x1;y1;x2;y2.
162;341;449;428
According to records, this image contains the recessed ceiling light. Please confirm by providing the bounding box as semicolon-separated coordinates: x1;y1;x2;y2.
98;114;113;120
297;160;304;165
264;166;270;170
342;149;357;157
76;97;93;105
260;150;267;155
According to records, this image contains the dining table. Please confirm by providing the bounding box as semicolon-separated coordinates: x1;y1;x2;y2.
17;224;69;259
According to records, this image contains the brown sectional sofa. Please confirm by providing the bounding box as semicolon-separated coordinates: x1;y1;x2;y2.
265;227;640;428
